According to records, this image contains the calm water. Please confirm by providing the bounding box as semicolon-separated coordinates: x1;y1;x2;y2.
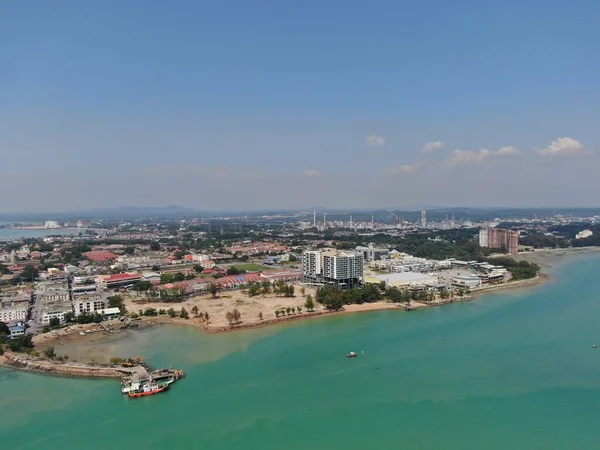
1;254;600;449
0;227;81;241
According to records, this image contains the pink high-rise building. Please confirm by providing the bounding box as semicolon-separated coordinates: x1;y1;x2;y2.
479;228;519;255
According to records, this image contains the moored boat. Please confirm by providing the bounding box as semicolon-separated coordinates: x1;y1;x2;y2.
128;382;169;398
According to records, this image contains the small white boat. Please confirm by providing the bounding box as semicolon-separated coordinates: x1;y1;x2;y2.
347;352;357;358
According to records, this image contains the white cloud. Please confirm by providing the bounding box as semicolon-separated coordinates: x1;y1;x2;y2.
303;169;321;177
494;145;520;156
446;149;492;165
538;137;583;156
365;135;386;146
422;141;444;152
446;145;520;165
390;164;420;175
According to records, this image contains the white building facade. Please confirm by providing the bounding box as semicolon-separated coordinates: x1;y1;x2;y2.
302;249;363;289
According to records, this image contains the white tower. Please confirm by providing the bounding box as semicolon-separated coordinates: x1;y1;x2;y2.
313;210;316;227
421;210;427;228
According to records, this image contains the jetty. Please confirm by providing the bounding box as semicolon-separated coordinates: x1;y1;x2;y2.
0;352;181;382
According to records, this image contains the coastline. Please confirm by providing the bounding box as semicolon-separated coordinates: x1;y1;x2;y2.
6;247;596;378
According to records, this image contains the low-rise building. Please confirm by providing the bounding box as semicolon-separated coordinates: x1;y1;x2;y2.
8;324;25;339
97;273;141;290
98;307;121;320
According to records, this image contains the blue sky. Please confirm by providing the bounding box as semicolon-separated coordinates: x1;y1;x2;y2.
2;0;599;211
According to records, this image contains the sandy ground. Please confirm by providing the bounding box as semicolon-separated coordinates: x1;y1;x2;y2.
123;283;319;329
515;246;600;267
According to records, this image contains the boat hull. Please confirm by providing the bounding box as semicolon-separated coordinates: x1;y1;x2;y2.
128;386;168;398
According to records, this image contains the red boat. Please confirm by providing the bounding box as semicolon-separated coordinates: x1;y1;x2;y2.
347;352;357;358
128;382;169;398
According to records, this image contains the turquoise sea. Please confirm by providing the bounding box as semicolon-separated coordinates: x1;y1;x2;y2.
2;254;600;449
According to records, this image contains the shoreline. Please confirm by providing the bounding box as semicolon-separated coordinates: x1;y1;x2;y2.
5;248;593;378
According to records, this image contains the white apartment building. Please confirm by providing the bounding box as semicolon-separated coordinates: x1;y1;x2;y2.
0;306;27;323
36;281;71;325
73;293;108;316
479;228;489;247
302;249;363;289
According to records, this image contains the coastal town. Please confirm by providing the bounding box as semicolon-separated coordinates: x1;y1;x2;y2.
2;207;599;381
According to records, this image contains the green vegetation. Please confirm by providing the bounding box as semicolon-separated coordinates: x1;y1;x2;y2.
384;286;412;303
316;284;384;310
160;273;175;284
43;346;56;359
20;265;39;282
180;307;189;319
0;321;9;337
272;280;294;297
49;317;61;330
107;295;127;314
133;280;153;292
7;335;34;352
67;313;103;324
226;266;242;275
150;242;161;251
225;308;242;326
209;283;219;298
491;257;540;280
304;295;315;311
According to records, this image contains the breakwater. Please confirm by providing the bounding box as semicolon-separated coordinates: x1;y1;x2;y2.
0;352;148;378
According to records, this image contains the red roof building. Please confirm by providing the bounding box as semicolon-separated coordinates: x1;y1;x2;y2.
97;272;141;289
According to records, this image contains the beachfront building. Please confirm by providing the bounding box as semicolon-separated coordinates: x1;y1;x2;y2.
365;272;437;288
73;292;108;317
98;307;121;321
302;249;364;289
451;275;482;288
479;228;519;254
